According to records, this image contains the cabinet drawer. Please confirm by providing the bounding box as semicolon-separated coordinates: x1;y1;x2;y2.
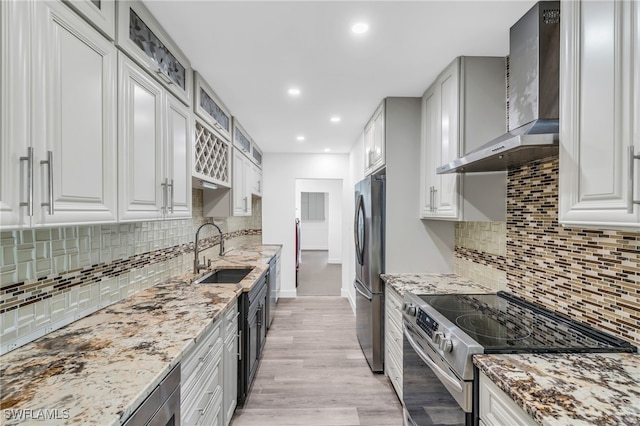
199;388;223;426
183;344;223;424
182;336;223;405
182;321;222;389
225;301;238;335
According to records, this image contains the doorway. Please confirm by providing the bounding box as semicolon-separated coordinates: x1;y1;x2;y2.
294;179;343;296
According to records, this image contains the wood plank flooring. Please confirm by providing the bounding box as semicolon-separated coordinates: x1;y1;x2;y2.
297;251;342;296
231;297;403;426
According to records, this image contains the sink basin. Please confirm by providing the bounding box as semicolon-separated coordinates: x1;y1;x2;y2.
194;268;253;284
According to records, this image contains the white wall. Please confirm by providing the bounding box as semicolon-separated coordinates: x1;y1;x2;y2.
262;154;350;298
295;179;342;263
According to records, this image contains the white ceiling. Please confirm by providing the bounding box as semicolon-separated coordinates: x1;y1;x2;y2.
143;0;536;154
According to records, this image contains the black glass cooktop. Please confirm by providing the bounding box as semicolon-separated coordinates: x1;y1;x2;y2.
418;291;636;353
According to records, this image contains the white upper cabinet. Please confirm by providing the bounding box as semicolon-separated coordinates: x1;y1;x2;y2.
232;118;252;155
165;93;193;219
116;1;192;107
194;72;232;141
193;119;232;189
559;0;640;229
364;102;386;176
64;0;115;40
232;149;253;216
118;52;191;222
419;57;507;221
1;0;118;229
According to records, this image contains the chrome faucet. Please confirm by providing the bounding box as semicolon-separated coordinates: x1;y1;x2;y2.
193;221;225;274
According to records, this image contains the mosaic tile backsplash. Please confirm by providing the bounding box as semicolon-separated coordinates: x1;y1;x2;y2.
455;156;640;347
0;190;262;354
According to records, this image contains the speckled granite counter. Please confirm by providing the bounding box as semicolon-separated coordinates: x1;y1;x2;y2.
381;273;494;296
474;353;640;426
0;244;281;425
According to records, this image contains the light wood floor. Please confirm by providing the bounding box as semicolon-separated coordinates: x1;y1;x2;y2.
231;297;403;425
297;251;342;296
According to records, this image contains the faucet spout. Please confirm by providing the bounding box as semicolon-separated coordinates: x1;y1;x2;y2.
193;221;225;274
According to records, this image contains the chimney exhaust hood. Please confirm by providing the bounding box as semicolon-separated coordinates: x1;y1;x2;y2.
437;1;560;174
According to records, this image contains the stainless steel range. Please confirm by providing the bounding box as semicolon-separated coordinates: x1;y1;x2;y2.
402;291;637;426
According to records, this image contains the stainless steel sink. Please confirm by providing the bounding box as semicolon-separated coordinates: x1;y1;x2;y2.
194;268;253;284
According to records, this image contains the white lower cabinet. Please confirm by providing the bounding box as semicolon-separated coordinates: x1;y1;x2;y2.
182;300;238;426
118;52;192;222
384;286;403;399
479;372;536;426
223;301;238;425
559;0;640;229
1;0;118;229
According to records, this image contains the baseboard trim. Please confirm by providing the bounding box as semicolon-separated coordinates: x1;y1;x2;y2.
327;258;342;264
342;288;356;313
278;290;298;298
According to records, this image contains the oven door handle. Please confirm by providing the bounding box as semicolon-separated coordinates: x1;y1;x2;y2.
403;321;463;394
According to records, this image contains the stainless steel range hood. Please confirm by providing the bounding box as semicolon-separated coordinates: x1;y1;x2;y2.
438;1;560;174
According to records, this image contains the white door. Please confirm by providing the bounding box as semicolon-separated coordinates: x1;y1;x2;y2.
0;1;31;228
232;150;251;216
559;0;640;228
34;0;117;227
434;60;460;219
118;52;164;222
165;94;192;219
420;86;438;218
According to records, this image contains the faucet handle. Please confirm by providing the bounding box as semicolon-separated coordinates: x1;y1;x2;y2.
207;258;212;268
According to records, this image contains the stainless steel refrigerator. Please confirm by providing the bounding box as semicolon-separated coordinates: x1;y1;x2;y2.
353;174;385;373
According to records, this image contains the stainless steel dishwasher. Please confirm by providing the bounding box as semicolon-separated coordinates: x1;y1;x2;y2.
123;364;181;426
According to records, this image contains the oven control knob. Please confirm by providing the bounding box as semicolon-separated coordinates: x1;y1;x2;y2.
403;303;416;317
439;338;453;353
432;331;444;344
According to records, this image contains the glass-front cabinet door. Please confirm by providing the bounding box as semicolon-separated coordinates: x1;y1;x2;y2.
232;118;252;155
64;0;116;40
194;72;232;141
116;1;192;106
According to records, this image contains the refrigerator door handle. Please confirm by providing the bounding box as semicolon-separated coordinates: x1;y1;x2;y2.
354;194;365;266
354;277;382;299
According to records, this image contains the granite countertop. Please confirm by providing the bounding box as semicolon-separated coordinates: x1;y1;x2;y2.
0;244;281;426
381;273;494;296
474;353;640;426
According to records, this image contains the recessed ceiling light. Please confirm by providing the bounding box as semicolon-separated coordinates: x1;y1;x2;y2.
288;88;301;96
296;135;305;141
351;22;369;34
330;116;341;123
324;148;331;152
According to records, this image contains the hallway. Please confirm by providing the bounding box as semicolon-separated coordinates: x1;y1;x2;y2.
230;297;403;425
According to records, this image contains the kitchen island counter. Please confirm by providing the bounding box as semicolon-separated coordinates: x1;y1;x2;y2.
381;273;494;296
474;352;640;426
0;244;281;425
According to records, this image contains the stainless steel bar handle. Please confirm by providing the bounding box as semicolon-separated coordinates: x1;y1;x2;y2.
155;69;174;85
403;321;463;393
169;178;174;213
40;151;54;215
630;146;640;213
429;186;434;212
237;330;242;360
19;147;34;216
353;278;373;301
161;178;168;213
433;188;437;212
